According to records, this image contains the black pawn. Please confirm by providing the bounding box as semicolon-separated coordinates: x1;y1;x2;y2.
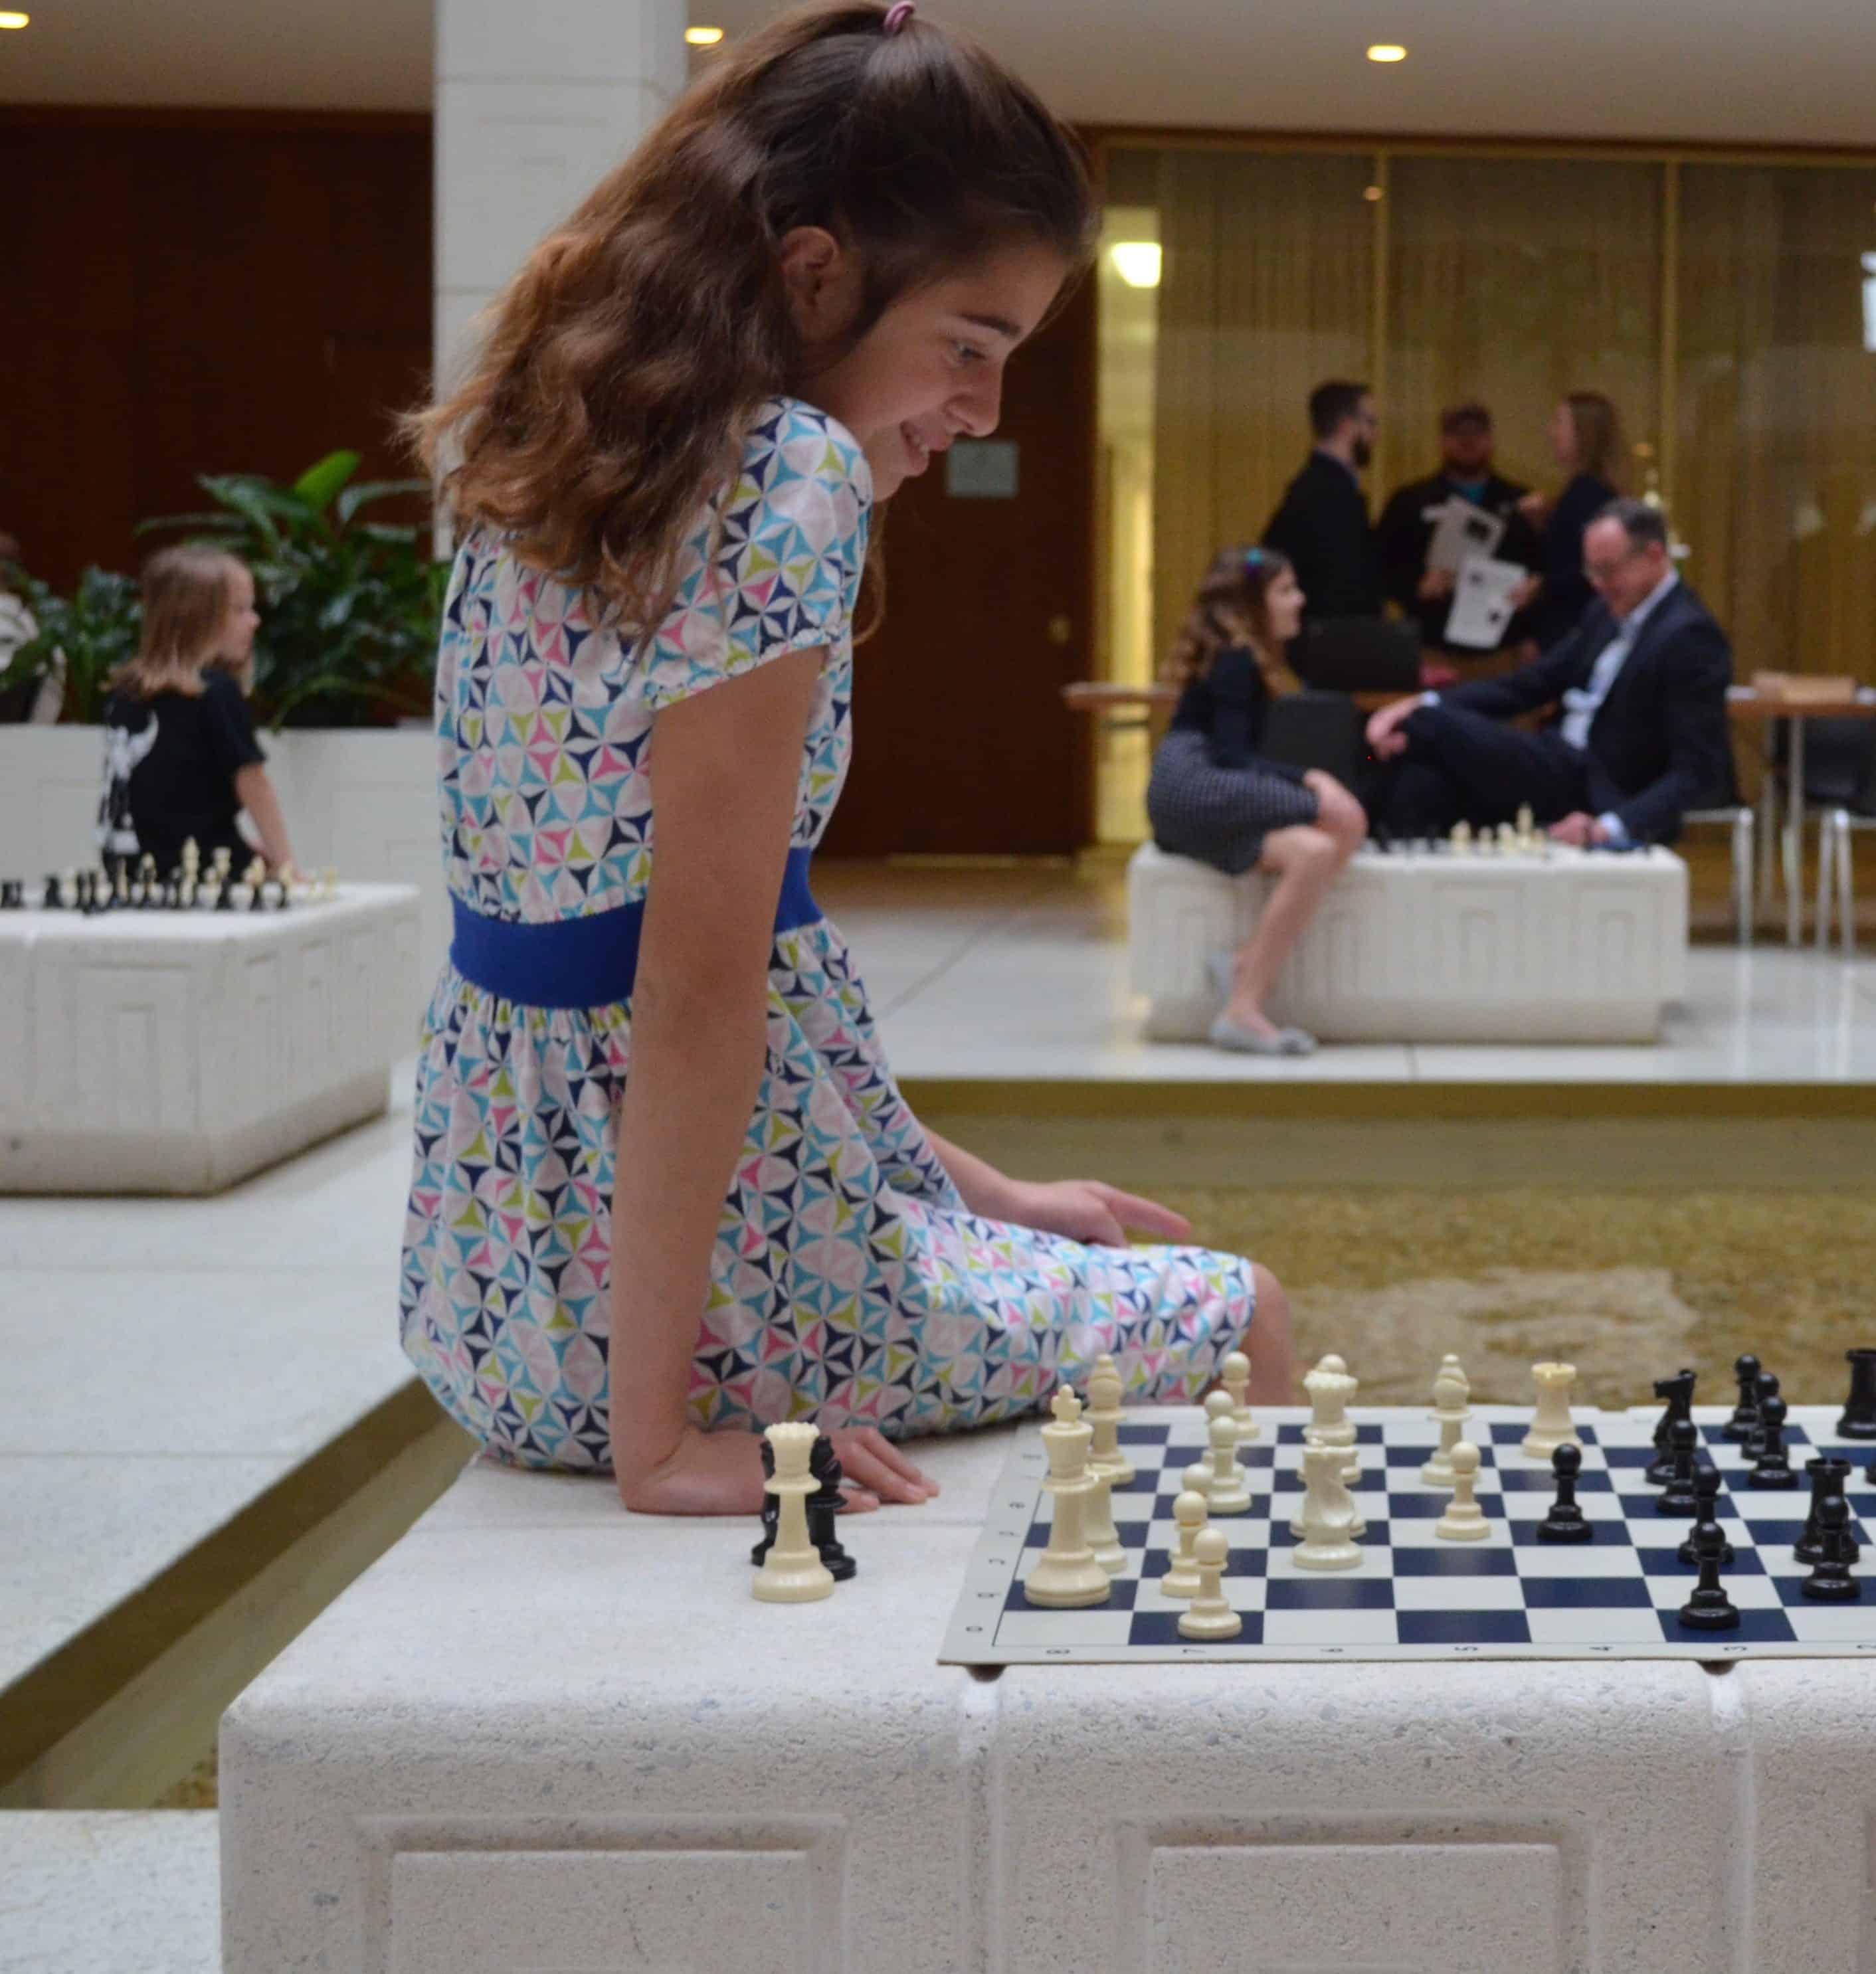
804;1433;856;1581
750;1437;780;1564
1746;1393;1799;1488
1800;1494;1861;1603
1678;1519;1740;1631
1647;1368;1696;1484
1678;1465;1734;1566
1657;1417;1701;1517
1840;1348;1876;1441
1796;1459;1856;1566
42;872;62;909
1743;1372;1782;1457
1723;1353;1762;1442
215;876;235;911
1537;1442;1594;1543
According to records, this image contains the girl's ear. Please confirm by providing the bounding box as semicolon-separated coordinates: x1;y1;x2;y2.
777;226;863;346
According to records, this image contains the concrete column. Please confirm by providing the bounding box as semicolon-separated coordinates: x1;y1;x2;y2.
434;0;688;406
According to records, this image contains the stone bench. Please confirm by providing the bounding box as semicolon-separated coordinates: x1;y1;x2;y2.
0;882;420;1192
1129;840;1689;1044
220;1407;1876;1973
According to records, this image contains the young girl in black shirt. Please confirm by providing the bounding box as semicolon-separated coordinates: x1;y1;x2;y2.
99;547;298;877
1147;545;1366;1055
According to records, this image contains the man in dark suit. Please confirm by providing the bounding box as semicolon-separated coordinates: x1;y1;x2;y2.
1374;401;1542;656
1262;380;1382;626
1364;499;1734;846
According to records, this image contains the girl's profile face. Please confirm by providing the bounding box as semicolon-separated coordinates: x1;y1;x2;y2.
1262;568;1304;644
787;238;1070;499
219;566;260;661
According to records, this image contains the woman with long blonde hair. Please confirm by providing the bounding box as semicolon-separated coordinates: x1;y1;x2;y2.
1149;544;1366;1055
98;545;297;875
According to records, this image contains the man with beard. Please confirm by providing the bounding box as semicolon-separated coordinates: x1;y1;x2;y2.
1261;380;1383;628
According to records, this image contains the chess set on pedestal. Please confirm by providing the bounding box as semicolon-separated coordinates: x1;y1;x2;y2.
934;1346;1876;1665
0;840;341;915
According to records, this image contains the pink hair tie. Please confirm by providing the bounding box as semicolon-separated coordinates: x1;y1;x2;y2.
883;1;915;33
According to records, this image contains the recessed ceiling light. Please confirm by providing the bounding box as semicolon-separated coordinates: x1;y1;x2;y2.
1363;185;1384;202
0;11;30;26
1367;43;1407;62
685;25;725;45
1109;242;1162;290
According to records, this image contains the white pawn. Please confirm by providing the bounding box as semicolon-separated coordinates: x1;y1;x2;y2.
1434;1441;1490;1542
1420;1364;1472;1488
1201;1391;1252;1514
1495;821;1517;856
1521;1360;1580;1461
1293;1442;1362;1570
1450;820;1473;856
1515;804;1536;853
1176;1527;1242;1641
1160;1468;1210;1600
1220;1350;1260;1439
1081;1415;1126;1579
1085;1353;1134;1486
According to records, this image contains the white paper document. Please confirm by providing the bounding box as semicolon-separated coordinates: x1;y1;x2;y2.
1426;498;1506;574
1445;556;1527;650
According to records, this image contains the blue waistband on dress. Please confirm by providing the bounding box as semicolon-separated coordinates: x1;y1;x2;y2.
450;845;820;1010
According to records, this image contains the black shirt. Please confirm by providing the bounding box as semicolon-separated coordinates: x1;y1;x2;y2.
1374;470;1541;652
1262;452;1383;624
1527;472;1619;652
1169;644;1305;780
99;670;266;873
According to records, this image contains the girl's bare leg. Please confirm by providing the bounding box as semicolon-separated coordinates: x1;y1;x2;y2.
1222;774;1366;1035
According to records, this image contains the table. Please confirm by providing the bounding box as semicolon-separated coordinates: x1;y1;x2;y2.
1726;684;1876;945
219;1407;1876;1974
0;883;420;1192
1129;840;1687;1043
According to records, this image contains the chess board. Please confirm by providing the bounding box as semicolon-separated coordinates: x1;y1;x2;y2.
939;1404;1876;1665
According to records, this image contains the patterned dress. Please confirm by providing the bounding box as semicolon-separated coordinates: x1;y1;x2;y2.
398;397;1258;1471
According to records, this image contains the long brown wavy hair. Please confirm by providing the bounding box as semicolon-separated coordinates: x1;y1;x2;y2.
410;3;1093;626
1163;545;1299;692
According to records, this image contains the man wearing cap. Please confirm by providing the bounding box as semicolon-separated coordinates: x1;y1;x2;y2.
1374;402;1541;661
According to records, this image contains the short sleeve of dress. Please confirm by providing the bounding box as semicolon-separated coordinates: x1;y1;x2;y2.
640;400;872;711
201;670;267;774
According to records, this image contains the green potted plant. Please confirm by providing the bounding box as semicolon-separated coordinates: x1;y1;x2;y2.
0;564;143;723
140;449;446;729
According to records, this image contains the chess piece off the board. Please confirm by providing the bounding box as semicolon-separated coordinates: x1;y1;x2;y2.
751;1423;834;1603
1420;1360;1471;1488
1159;1469;1211;1600
1520;1361;1580;1460
1293;1441;1362;1570
1085;1353;1134;1484
1434;1441;1489;1541
1022;1388;1111;1609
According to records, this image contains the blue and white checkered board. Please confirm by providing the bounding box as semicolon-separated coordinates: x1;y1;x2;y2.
939;1404;1876;1664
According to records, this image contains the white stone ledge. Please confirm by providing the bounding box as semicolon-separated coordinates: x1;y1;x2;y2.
221;1427;1876;1973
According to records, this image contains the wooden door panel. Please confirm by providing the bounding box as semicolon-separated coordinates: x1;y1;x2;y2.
824;278;1095;857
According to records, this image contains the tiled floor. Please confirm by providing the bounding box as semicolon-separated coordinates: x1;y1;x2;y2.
816;860;1876;1085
